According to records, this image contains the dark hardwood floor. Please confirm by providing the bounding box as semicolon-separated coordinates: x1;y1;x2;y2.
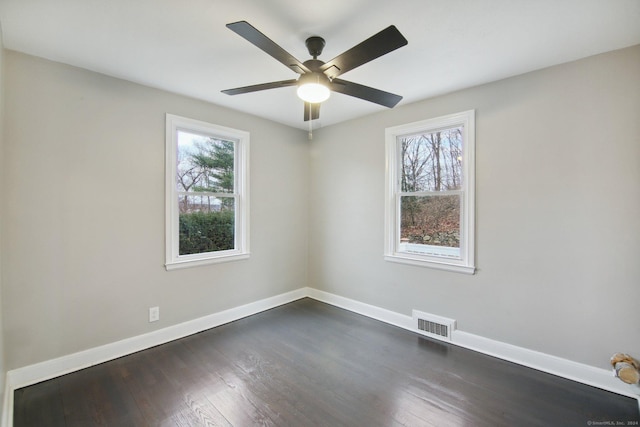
14;298;640;426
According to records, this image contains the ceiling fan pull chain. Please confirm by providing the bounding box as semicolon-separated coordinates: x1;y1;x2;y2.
308;103;313;140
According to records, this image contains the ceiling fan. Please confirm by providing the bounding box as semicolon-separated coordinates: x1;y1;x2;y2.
221;21;408;122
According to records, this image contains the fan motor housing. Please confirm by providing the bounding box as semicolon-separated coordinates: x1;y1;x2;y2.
297;71;330;86
302;59;325;72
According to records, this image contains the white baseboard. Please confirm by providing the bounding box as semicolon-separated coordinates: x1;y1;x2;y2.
1;288;307;427
307;288;640;401
306;287;415;330
3;286;638;427
452;331;640;399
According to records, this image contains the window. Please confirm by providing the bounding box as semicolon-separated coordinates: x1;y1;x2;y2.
385;110;475;274
165;114;249;270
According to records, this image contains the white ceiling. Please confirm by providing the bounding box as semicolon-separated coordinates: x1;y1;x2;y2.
1;0;639;130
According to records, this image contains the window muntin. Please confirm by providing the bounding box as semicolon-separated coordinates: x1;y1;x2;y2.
385;111;475;274
166;115;249;270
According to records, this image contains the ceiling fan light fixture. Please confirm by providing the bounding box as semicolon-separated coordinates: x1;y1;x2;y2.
297;73;330;103
222;21;408;121
297;83;330;103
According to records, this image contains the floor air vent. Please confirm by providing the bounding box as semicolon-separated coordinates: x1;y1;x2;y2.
412;310;456;342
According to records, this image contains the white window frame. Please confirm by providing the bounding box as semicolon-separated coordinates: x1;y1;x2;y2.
384;110;475;274
165;114;250;270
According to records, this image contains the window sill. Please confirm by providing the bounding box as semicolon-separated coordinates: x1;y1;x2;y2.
384;254;475;275
166;252;250;271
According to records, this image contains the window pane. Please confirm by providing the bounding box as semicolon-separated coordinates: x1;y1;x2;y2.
177;130;235;193
400;127;463;192
400;195;460;257
179;195;235;255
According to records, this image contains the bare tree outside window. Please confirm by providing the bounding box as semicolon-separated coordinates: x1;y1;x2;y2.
400;127;463;250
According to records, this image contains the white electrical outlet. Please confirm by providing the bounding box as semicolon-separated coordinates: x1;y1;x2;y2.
149;306;160;322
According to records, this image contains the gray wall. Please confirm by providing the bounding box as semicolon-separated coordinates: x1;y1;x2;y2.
309;45;640;369
1;51;309;369
2;45;639;375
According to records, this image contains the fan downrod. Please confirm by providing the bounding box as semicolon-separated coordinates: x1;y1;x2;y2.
305;36;325;59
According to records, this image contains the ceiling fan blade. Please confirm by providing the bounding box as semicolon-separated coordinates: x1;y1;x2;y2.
222;79;298;95
320;25;408;79
304;102;321;121
330;79;402;108
226;21;311;74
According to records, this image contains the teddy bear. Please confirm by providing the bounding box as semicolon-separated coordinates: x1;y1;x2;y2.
610;353;640;384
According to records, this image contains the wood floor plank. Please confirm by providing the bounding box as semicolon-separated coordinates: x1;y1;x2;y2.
184;342;325;426
14;298;640;426
230;311;391;426
13;379;66;427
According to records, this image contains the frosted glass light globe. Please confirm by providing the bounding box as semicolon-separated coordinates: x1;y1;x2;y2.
297;83;330;103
